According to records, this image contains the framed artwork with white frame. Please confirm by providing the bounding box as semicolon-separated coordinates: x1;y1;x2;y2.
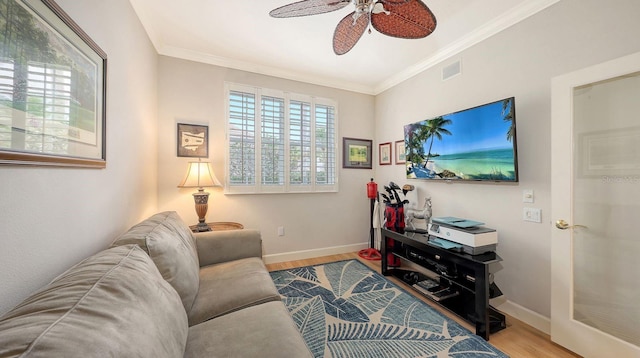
379;142;392;165
395;140;406;164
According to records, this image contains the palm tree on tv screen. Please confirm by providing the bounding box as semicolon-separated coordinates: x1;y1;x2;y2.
404;122;426;169
502;99;515;142
423;116;452;173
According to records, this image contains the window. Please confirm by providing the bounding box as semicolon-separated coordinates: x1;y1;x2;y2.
0;60;72;152
226;83;338;193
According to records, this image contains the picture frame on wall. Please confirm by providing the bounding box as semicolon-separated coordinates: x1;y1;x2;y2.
395;140;406;164
379;142;392;165
177;123;209;158
343;137;372;169
0;0;107;168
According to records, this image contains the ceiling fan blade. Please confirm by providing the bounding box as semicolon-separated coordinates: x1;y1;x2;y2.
371;0;437;38
333;11;370;55
270;0;350;18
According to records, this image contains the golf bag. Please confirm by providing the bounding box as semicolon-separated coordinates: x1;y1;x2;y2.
384;203;404;267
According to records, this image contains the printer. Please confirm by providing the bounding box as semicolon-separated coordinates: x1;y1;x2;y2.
427;217;497;255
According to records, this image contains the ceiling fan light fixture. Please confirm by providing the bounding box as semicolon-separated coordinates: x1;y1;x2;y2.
270;0;437;55
371;0;437;39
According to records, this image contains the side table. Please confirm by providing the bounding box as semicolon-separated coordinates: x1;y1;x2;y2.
190;222;244;233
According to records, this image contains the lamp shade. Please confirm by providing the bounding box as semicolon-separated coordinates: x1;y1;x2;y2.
178;161;222;188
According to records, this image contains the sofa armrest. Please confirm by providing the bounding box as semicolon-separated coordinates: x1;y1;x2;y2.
194;229;263;267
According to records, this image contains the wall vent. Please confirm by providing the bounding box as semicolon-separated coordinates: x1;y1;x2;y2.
442;60;461;81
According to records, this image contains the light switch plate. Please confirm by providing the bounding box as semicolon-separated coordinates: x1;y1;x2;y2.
523;189;534;203
523;207;542;223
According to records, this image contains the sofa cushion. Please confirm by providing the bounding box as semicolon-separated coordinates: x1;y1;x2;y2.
188;257;281;326
111;211;200;311
184;301;313;358
0;245;188;358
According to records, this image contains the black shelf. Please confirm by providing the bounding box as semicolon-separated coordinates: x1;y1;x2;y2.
382;228;506;340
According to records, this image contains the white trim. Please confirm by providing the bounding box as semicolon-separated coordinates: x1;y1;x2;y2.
262;242;369;265
374;0;560;94
491;298;551;335
160;45;376;95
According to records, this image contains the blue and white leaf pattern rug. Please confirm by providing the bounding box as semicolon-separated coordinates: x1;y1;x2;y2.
270;260;508;358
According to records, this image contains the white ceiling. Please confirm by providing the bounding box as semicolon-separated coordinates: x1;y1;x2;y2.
129;0;558;95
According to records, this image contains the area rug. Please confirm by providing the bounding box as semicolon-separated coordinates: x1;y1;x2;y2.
270;260;508;358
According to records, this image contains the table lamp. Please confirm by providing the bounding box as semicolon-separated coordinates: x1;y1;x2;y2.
178;159;222;232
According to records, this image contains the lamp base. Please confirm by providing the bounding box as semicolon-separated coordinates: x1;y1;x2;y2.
193;190;212;232
194;221;211;232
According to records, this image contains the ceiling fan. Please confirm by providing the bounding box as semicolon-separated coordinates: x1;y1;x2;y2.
269;0;437;55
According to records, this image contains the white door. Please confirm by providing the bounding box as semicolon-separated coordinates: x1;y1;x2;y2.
550;52;640;357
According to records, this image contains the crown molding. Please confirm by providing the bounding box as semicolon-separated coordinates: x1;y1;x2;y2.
159;45;377;95
373;0;560;94
137;0;560;96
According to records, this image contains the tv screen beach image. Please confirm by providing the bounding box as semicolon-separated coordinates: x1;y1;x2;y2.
404;98;518;182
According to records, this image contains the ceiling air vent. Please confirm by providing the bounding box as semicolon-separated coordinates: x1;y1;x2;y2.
442;60;461;81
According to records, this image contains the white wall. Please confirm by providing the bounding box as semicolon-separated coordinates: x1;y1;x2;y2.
375;0;640;323
156;56;375;259
0;0;159;315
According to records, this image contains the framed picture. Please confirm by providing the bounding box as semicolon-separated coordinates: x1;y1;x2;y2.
343;137;372;169
0;0;107;168
379;142;392;165
177;123;208;157
395;140;406;164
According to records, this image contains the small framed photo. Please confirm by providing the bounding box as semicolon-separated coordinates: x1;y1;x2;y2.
395;140;406;164
343;137;372;169
177;123;208;158
379;142;392;165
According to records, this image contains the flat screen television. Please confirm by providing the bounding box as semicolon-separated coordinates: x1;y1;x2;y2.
404;97;518;182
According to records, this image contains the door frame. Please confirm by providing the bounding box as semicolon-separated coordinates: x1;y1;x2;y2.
550;51;640;357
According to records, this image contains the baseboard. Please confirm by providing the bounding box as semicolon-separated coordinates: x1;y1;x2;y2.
263;242;369;265
491;298;551;335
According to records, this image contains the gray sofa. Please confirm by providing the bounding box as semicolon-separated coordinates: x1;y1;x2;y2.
0;211;312;357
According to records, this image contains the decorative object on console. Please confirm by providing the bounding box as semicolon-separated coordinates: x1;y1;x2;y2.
405;196;432;231
177;123;208;158
269;0;437;55
379;142;392;165
178;159;222;232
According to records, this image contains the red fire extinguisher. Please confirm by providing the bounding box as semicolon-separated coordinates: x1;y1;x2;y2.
366;178;377;199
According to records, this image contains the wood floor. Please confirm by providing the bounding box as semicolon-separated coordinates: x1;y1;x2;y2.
266;252;581;358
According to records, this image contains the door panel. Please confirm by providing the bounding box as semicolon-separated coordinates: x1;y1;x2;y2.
551;52;640;357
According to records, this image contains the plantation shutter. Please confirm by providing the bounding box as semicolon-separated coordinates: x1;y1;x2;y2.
315;103;336;185
261;95;285;186
228;90;256;186
26;63;72;153
0;60;14;148
226;83;338;194
289;100;311;185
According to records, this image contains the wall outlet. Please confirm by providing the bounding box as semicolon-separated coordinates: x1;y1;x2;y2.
523;207;542;223
277;226;285;236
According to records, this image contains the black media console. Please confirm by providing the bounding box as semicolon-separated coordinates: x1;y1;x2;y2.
381;228;506;340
